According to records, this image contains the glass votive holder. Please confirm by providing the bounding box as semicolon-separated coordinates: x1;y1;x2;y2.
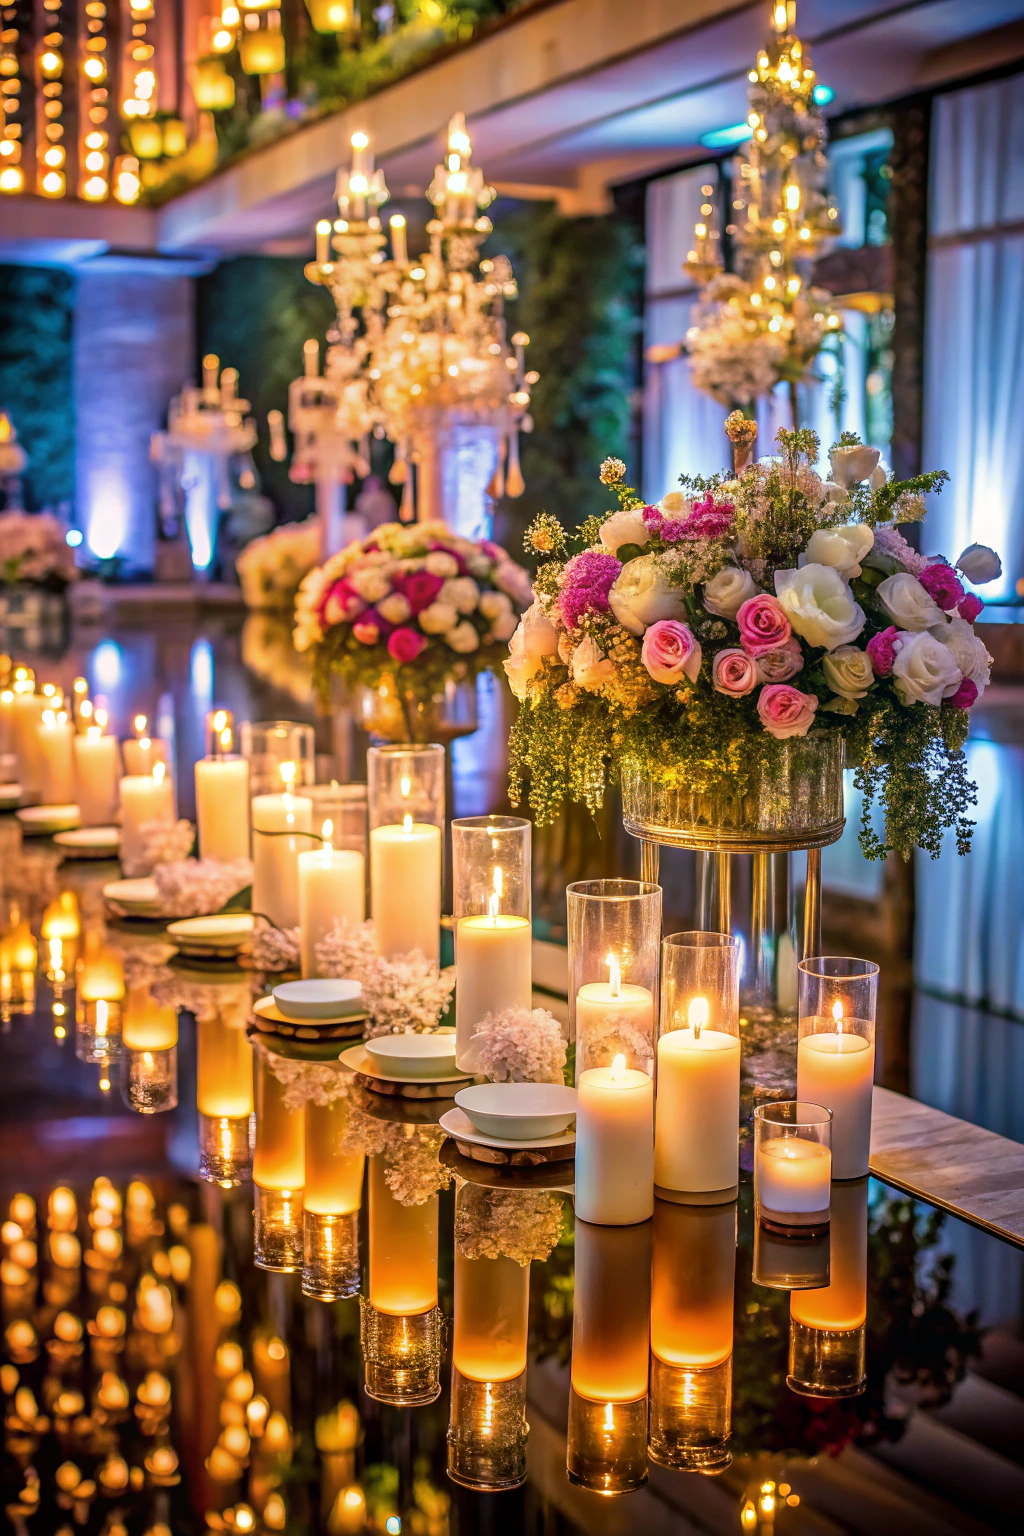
447;1368;529;1491
752;1221;830;1292
655;932;740;1202
302;1210;360;1301
367;743;445;829
754;1101;832;1237
76;999;122;1065
121;1047;178;1114
359;1300;444;1406
368;745;444;963
567;879;661;1080
205;707;235;756
787;1174;868;1396
566;1389;648;1495
307;782;368;859
787;1317;866;1399
198;1113;254;1187
452;815;532;1070
797;957;878;1180
241;720;315;795
254;1186;304;1273
649;1355;732;1473
0;968;35;1018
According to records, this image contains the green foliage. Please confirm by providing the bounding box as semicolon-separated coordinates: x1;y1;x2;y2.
847;698;975;859
0;265;75;512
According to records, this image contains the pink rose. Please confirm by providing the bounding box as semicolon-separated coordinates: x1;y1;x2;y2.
387;627;429;664
712;648;757;696
321;578;363;628
641;619;702;684
945;678;978;709
918;561;965;613
737;594;792;657
757;684;819;739
755;638;803;683
352;616;381;645
866;626;899;677
958;593;983;623
392;570;444;614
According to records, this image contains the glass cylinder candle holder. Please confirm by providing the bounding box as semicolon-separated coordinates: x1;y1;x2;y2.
797;957;878;1180
452;816;532;1070
567;880;661;1079
307;782;367;859
359;1299;444;1406
752;1220;830;1292
199;1114;254;1187
196;711;250;864
241;720;315;795
254;1186;304;1273
570;1217;650;1487
453;1183;531;1383
649;1356;732;1473
788;1175;868;1397
754;1101;832;1237
122;1047;178;1114
253;1057;304;1270
302;1098;365;1300
302;1210;360;1301
76;998;122;1065
368;745;444;963
447;1369;528;1491
655;932;740;1202
197;1007;254;1185
566;1390;648;1495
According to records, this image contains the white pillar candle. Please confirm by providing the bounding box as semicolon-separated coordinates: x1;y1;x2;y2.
298;830;364;978
575;956;654;1076
12;690;46;799
195;756;250;862
654;999;740;1196
122;736;169;777
575;1054;654;1226
369;818;441;962
120;767;175;876
0;689;14;762
252;790;313;930
455;912;532;1068
73;730;121;827
797;1016;874;1180
37;713;76;805
756;1138;831;1220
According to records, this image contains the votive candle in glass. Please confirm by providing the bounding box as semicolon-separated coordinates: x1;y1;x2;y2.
797;957;878;1180
754;1101;832;1236
567;880;660;1079
574;1053;654;1226
368;745;443;962
75;935;124;1064
241;720;315;795
120;986;178;1114
654;932;740;1201
452;1182;531;1383
119;764;175;877
452;816;531;1070
448;1370;528;1492
298;820;364;978
122;715;170;777
253;1056;305;1272
362;1153;442;1404
251;762;314;930
195;712;250;863
196;1010;254;1185
788;1176;868;1398
302;1097;365;1300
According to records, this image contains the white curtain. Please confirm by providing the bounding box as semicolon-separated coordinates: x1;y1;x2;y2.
922;74;1024;599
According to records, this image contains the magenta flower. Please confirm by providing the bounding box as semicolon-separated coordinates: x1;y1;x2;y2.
641;620;702;684
712;648;758;697
736;594;792;657
757;684;819;739
320;578;363;627
642;505;665;530
918;561;965;612
958;592;984;623
393;570;445;614
945;677;979;709
388;626;429;664
660;519;689;542
680;493;735;539
866;626;899;677
558;550;622;629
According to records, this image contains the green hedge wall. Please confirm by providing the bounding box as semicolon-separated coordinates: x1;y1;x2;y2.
0;264;75;512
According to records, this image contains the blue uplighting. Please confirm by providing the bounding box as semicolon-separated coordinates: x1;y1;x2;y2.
699;122;753;149
813;83;835;106
91;641;122;692
190;639;214;703
65;528;83;547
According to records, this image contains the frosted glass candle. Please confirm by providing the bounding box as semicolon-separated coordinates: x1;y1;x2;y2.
369;820;441;962
38;715;75;805
453;1248;530;1383
797;958;878;1180
368;1155;438;1315
455;914;531;1066
120;771;175;876
252;790;313;929
73;731;121;827
195;756;250;862
755;1102;832;1230
651;1198;736;1369
298;842;364;978
575;1056;654;1226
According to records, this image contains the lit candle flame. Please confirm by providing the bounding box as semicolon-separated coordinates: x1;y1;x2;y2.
73;677;88;696
96;999;108;1038
80;699;94;722
213;709;228;733
321;818;333;855
400;775;411;798
610;1052;626;1083
94;708;107;730
42;709;55;727
139;736;151;750
87;725;101;743
219;726;232;751
832;998;844;1050
607;953;621;998
152;762;166;784
688;996;709;1039
280;760;296;788
402;813;413;836
134;714;147;736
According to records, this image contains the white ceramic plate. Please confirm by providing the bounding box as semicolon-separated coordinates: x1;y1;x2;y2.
365;1032;458;1079
339;1042;471;1085
54;826;121;858
16;803;80;835
0;782;22;809
254;995;366;1028
454;1082;578;1140
273;978;363;1020
167;914;254;952
440;1105;577;1152
102;877;160;915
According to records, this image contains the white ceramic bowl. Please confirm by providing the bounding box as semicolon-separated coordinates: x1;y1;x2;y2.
273;978;363;1021
365;1032;459;1079
454;1082;578;1140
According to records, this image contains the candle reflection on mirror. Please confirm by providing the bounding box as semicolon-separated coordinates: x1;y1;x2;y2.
788;1176;868;1398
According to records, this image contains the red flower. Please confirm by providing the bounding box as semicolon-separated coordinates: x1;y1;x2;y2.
945;677;978;709
392;570;445;614
958;593;984;623
387;626;429;664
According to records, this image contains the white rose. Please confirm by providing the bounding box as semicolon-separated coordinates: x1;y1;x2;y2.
822;481;849;506
418;600;459;635
931;616;992;693
442;577;481;614
479;590;512;621
503;601;558;699
489;608;519;643
425;551;459;578
774;564;866;651
494;562;535;606
376;592;411;625
802;524;874;580
570;635;614;691
956;543;1002;586
661;491;689;514
702;564;760;620
447;621;480;654
608;554;689;636
599;507;650;555
348;569;391;603
869;463;888;492
876;572;945;631
892;631;962;706
829;444;881;488
822;645;874;700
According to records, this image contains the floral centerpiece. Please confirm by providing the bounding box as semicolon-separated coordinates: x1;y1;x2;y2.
236;518;321;611
506;418;1000;860
294;520;534;739
0;511;77;590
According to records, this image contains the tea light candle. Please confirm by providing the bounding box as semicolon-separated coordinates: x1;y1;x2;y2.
576;956;655;1069
252;764;314;930
574;1054;654;1226
38;710;75;805
73;727;121;827
756;1138;831;1221
122;717;169;778
298;820;364;978
120;764;175;876
797;1003;874;1180
369;816;441;962
654;998;740;1197
368;1155;438;1314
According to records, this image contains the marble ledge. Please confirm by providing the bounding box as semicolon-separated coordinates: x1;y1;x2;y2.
870;1086;1024;1249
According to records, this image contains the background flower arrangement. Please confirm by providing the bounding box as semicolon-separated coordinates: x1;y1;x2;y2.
0;510;77;590
507;421;1001;860
236;518;321;611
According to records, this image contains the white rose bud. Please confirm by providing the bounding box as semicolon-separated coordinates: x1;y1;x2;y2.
418;600;459;635
608;554;689;636
442;576;481;614
891;631;962;706
376;592;412;625
702;564;760;620
876;572;945;631
425;551;460;578
447;620;481;654
802;523;875;580
930;616;993;694
570;634;614;691
955;543;1002;586
822;644;874;700
599;507;651;555
774;564;866;651
349;569;391;603
829;444;882;488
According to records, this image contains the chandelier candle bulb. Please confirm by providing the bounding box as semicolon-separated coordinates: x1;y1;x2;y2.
252;764;314;931
73;728;121;827
754;1102;832;1234
389;214;408;266
37;710;75;805
452;816;531;1070
298;820;364;978
797;958;878;1180
574;1054;654;1226
119;764;175;877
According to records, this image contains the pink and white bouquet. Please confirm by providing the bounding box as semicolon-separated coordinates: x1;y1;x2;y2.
508;420;1000;860
0;511;77;590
